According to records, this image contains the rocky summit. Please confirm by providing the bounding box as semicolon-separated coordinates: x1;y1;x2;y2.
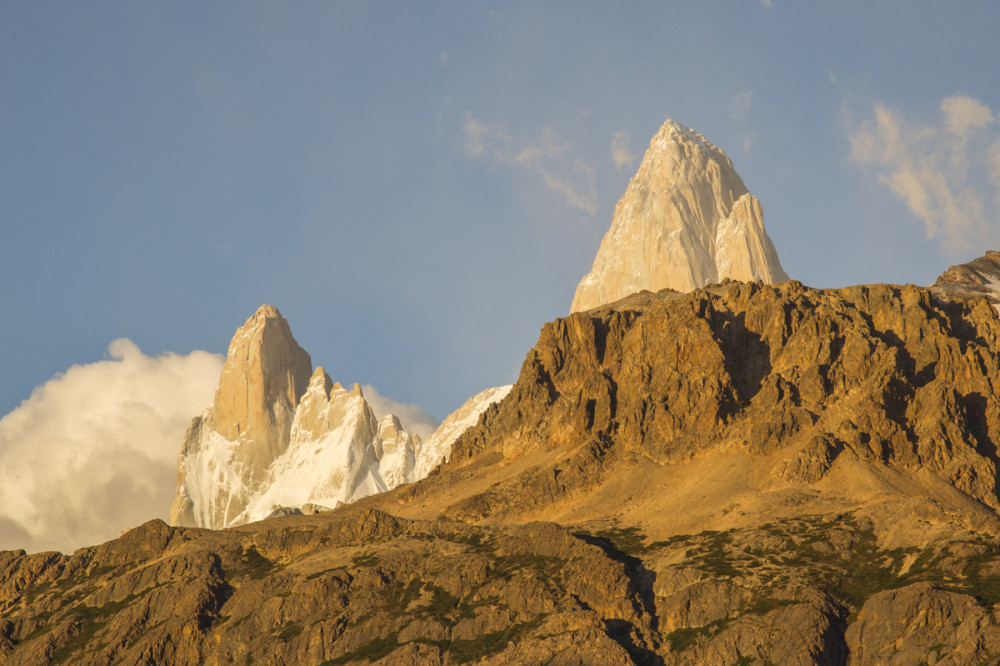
5;278;1000;664
571;120;788;313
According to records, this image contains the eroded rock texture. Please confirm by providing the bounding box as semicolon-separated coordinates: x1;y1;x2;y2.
452;280;1000;520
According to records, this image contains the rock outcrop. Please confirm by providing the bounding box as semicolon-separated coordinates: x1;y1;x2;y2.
931;249;1000;311
447;280;1000;521
571;120;788;312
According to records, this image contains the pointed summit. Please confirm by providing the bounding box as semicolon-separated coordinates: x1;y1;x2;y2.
571;120;788;312
169;305;445;530
170;305;314;528
207;305;313;455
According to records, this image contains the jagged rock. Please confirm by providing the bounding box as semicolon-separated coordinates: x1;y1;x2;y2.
447;281;1000;519
931;249;1000;312
169;305;314;528
571;120;787;312
170;306;511;531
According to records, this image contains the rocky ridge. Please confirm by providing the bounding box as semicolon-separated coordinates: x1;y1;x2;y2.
571;120;788;312
6;280;1000;663
931;249;1000;312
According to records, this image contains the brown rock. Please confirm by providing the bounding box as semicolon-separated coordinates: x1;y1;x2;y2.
846;582;1000;665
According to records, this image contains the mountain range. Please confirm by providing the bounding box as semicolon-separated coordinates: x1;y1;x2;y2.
2;120;1000;665
170;304;510;530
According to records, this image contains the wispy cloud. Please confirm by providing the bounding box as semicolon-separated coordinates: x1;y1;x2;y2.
731;91;753;119
611;131;638;171
760;0;773;9
848;94;1000;254
461;114;598;214
0;340;223;553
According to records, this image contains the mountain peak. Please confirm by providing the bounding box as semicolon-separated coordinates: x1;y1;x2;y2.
209;305;313;446
931;250;1000;311
571;119;788;312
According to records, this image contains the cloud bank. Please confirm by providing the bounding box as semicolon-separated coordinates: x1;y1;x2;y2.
361;384;440;439
462;114;598;214
849;94;1000;253
0;340;223;553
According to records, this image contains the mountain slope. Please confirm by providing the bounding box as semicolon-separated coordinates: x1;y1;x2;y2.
5;281;1000;664
571;120;788;313
400;280;1000;532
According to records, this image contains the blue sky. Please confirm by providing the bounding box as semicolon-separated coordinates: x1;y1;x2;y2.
3;1;1000;421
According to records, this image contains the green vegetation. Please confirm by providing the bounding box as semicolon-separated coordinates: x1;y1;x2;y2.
665;618;731;652
445;616;546;664
322;634;400;664
50;588;153;663
351;552;380;568
276;622;303;641
957;539;1000;607
427;585;460;615
381;578;423;615
491;553;565;581
235;546;275;580
593;526;650;554
684;530;739;578
322;617;546;665
661;513;1000;652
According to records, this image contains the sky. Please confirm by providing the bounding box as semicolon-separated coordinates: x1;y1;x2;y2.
2;2;1000;552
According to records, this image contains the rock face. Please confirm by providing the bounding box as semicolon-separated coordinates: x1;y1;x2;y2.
170;306;509;530
168;306;411;529
8;281;1000;663
170;305;314;528
571;120;788;312
451;280;1000;518
931;249;1000;311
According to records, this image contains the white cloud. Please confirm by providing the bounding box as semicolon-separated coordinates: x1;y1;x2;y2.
611;131;638;171
731;91;753;119
848;95;1000;254
361;384;440;438
942;96;993;136
440;52;450;67
760;0;773;8
0;340;223;553
461;114;598;214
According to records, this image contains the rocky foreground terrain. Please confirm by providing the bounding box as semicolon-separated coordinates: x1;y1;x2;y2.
3;277;1000;664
